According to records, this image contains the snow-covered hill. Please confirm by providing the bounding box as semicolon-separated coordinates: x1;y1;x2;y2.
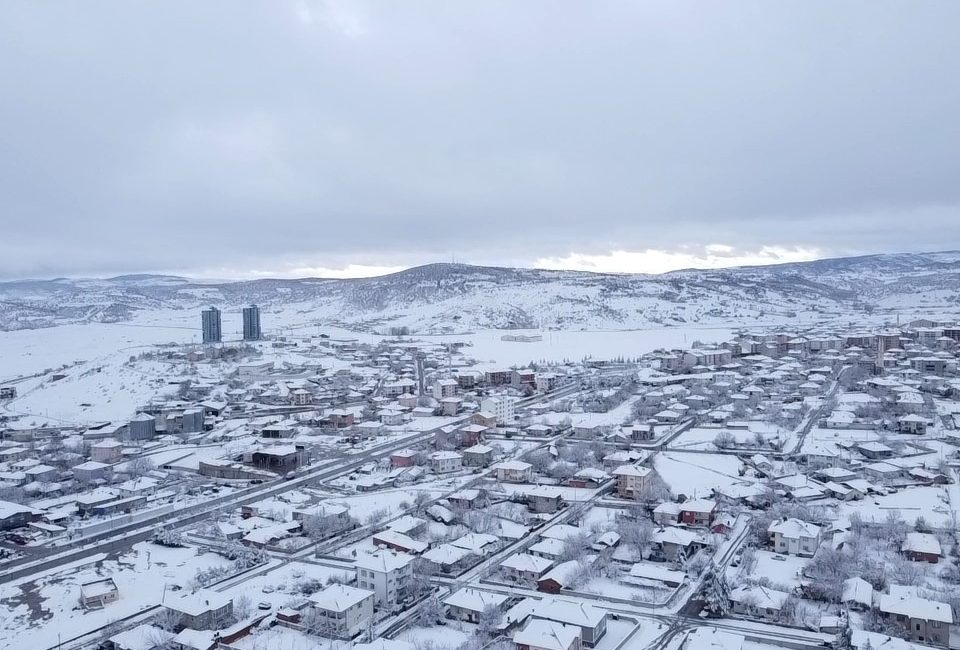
1;251;959;333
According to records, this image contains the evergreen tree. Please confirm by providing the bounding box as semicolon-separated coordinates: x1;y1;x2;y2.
701;567;730;617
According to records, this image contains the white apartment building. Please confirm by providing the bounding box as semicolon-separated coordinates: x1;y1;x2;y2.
355;550;415;608
768;518;821;557
480;396;516;425
308;584;374;638
433;378;458;400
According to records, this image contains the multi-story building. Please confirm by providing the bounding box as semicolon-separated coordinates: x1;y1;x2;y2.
612;465;652;499
678;499;717;527
433;378;458;400
164;590;233;630
354;550;415;608
242;304;262;341
480;396;516;425
767;518;821;557
307;585;374;638
494;460;533;483
430;451;463;474
201;306;222;344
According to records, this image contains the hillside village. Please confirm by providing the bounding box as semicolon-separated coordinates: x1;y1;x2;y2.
1;314;960;650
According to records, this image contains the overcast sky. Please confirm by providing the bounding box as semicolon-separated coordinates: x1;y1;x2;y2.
2;1;959;280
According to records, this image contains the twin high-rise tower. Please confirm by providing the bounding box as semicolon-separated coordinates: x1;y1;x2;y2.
242;305;262;341
201;306;222;343
201;305;261;343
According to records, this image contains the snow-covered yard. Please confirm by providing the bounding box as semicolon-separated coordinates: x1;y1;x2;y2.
653;452;750;498
0;541;232;650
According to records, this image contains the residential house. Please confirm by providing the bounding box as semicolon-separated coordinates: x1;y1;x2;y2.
514;619;581;650
878;586;952;647
612;465;652;499
73;461;112;483
355;550;415;608
294;503;353;539
79;578;119;608
679;499;716;527
462;444;494;467
532;597;607;647
164;590;233;630
841;577;874;611
525;486;565;514
390;449;419;469
444;588;508;623
307;585;375;638
495;460;534;483
430;451;463;474
501;553;554;584
421;543;473;574
536;559;585;594
371;530;428;555
729;585;789;620
651;527;703;561
898;415;930;435
902;532;942;564
768;518;821;557
91;440;124;463
652;502;681;526
447;488;484;509
568;468;610;489
106;625;173;650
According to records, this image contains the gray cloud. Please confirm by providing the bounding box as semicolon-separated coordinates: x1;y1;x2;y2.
1;1;959;278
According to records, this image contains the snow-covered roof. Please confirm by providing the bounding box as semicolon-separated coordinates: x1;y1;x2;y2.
529;537;566;556
373;529;428;553
533;596;606;627
652;526;699;546
729;585;789;610
612;464;652;478
680;498;716;513
842;577;874;606
308;584;373;612
165;589;232;617
768;518;820;539
513;619;580;650
422;543;472;566
108;624;172;650
444;588;508;613
902;532;942;556
494;460;532;471
451;532;499;553
501;552;554;574
354;549;415;573
879;590;952;623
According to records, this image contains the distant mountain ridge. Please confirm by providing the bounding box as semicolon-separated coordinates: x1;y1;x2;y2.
1;251;958;333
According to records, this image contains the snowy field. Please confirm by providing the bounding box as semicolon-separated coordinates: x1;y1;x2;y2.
838;485;955;528
652;452;750;498
0;542;232;650
423;327;734;368
745;550;809;590
668;423;787;452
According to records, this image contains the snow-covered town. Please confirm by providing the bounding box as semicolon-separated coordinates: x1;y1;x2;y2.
2;299;960;650
4;3;960;650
